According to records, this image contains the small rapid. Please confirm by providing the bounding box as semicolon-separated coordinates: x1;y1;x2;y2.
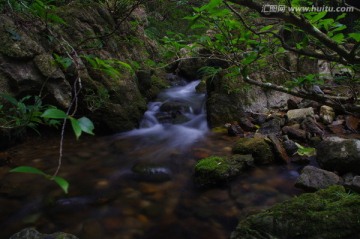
118;80;208;149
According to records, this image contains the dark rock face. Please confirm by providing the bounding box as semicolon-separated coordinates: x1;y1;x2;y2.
316;137;360;174
295;166;342;191
10;228;79;239
194;155;254;187
0;3;168;142
231;186;360;239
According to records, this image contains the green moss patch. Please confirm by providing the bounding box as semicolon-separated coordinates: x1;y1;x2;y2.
194;155;253;187
232;138;274;165
231;186;360;239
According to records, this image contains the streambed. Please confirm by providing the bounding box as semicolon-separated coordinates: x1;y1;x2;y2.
0;80;301;238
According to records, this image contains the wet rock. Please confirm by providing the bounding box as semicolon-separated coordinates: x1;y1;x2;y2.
287;98;298;110
328;119;346;134
283;139;298;155
160;101;191;113
301;116;324;137
295;166;342;191
268;134;289;164
345;115;360;132
286;107;314;122
291;155;311;165
194;155;254;187
10;228;79;239
225;123;244;137
251;113;267;125
232;138;274;165
132;163;172;182
238;116;256;131
231;186;360;239
350;176;360;193
317;137;360;174
320;105;335;124
282;125;307;141
258;117;282;135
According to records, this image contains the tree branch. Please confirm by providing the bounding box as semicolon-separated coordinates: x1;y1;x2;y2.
227;0;360;64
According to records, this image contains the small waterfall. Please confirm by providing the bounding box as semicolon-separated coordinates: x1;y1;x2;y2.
118;80;208;149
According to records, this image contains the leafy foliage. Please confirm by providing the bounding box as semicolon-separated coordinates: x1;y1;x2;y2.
82;55;134;80
0;95;48;134
10;166;69;193
295;143;317;157
41;108;95;139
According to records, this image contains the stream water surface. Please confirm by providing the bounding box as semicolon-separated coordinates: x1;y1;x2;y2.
0;80;301;238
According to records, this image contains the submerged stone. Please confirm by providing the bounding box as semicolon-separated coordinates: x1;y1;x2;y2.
231;186;360;239
132;163;172;183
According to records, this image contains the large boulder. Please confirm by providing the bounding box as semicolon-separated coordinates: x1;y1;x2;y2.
205;70;300;128
10;228;78;239
231;186;360;239
194;155;254;187
232;138;274;165
295;165;342;191
317;137;360;174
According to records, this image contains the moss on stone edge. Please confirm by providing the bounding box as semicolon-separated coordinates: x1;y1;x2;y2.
231;185;360;239
194;155;253;187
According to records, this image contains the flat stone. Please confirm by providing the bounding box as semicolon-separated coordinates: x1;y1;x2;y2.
295;165;342;191
286;107;314;122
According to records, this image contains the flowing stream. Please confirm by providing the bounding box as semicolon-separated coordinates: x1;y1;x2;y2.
0;80;301;238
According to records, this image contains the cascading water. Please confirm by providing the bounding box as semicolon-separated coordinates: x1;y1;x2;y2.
118;80;208;150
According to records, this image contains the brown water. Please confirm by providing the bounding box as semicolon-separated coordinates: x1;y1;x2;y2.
0;132;301;239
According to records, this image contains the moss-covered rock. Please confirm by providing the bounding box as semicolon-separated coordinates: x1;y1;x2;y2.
232;138;274;165
194;155;254;187
231;186;360;239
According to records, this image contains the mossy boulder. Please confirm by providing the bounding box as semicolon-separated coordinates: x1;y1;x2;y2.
231;186;360;239
194;155;254;187
232;138;274;165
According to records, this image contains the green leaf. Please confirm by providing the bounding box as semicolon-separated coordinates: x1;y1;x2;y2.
349;33;360;42
41;108;67;119
69;117;82;139
0;94;18;105
310;12;327;23
336;13;346;21
78;117;95;135
295;143;316;157
10;166;47;176
260;25;273;32
52;176;69;194
332;33;344;43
